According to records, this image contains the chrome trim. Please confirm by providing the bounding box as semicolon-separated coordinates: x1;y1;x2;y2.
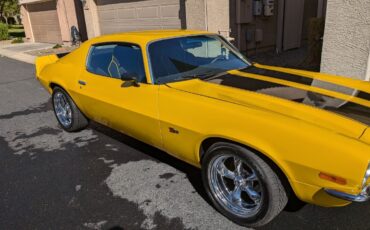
208;154;263;217
325;162;370;202
361;162;370;188
325;188;370;202
53;92;72;127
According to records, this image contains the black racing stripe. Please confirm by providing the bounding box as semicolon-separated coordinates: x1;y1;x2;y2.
240;66;313;86
207;73;370;126
241;66;370;101
326;102;370;126
213;73;285;91
358;91;370;101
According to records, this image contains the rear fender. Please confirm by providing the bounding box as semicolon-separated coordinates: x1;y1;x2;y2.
35;54;59;78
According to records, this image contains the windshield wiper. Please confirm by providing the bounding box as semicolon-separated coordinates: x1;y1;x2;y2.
181;71;218;80
162;71;220;84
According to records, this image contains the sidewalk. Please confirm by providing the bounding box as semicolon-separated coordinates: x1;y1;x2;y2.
0;41;55;64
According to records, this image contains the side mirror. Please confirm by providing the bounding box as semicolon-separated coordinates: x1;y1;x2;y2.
121;73;139;87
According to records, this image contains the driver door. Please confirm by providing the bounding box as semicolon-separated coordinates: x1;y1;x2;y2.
76;43;162;148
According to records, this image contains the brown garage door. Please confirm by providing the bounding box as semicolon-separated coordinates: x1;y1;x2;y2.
96;0;184;35
27;1;62;43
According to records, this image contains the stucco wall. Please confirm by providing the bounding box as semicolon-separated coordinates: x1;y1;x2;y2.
320;0;370;81
185;0;206;30
20;5;33;42
56;0;80;44
83;0;101;39
206;0;229;37
186;0;230;38
21;0;85;44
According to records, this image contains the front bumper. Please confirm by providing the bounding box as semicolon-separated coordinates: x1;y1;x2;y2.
325;162;370;203
325;188;370;202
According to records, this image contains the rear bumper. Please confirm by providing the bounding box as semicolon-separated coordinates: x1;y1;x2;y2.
325;189;370;202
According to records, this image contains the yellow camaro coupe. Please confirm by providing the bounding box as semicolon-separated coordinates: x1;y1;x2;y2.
35;30;370;227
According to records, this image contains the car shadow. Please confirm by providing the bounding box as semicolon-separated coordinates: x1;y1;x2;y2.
88;121;213;207
261;201;370;229
89;122;370;230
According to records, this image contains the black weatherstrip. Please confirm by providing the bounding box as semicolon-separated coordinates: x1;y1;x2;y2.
56;52;70;58
240;65;313;86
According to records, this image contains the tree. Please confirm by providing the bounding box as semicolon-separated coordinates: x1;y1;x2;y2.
0;0;19;19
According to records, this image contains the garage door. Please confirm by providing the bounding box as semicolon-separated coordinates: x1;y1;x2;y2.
96;0;184;35
27;1;62;43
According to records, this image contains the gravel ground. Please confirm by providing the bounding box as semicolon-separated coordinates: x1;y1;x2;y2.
26;46;77;57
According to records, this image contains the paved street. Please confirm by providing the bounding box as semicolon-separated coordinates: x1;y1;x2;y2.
1;56;370;230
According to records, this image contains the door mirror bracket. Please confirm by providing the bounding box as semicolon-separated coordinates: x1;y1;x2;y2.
121;74;139;87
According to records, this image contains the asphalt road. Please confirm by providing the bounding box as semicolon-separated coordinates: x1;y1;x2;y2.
1;56;370;230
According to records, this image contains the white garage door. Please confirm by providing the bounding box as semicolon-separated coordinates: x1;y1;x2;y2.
27;1;62;44
96;0;183;35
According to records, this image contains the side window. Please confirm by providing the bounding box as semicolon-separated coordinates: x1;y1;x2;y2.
86;43;146;83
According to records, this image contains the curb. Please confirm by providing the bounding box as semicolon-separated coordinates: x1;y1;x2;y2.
0;48;36;64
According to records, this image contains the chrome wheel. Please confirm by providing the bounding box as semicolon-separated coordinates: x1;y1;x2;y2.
208;154;263;217
53;91;72;127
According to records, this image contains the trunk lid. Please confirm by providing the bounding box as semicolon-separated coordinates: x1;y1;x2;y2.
35;52;70;77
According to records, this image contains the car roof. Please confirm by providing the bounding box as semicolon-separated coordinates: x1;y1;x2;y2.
84;29;215;46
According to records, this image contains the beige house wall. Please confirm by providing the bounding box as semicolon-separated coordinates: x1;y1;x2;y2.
83;0;230;40
20;0;85;44
312;0;370;108
205;0;230;38
186;0;230;37
320;0;370;81
20;5;34;42
185;0;206;31
56;0;80;44
83;0;101;39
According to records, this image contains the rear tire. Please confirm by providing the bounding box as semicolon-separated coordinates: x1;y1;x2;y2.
201;142;288;227
52;87;88;132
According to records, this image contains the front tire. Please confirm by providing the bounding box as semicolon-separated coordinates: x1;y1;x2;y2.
52;87;88;132
201;142;288;227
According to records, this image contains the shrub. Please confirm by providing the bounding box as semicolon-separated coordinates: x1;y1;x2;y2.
53;44;62;49
0;23;8;40
11;37;23;44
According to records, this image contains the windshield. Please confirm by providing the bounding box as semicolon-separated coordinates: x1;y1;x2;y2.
148;35;250;84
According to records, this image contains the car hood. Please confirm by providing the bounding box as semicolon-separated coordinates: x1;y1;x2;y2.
361;128;370;144
167;63;370;139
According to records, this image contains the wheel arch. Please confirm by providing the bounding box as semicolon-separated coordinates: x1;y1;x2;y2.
49;82;87;119
198;136;304;209
49;82;65;91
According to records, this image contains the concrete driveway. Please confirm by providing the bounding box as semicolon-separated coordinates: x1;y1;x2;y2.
0;42;54;64
0;56;369;230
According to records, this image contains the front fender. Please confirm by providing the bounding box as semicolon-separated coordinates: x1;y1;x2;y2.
196;119;370;207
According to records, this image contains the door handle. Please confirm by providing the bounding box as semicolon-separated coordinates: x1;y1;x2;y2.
78;80;86;86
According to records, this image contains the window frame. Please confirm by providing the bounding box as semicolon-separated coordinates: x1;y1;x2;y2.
85;41;147;83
